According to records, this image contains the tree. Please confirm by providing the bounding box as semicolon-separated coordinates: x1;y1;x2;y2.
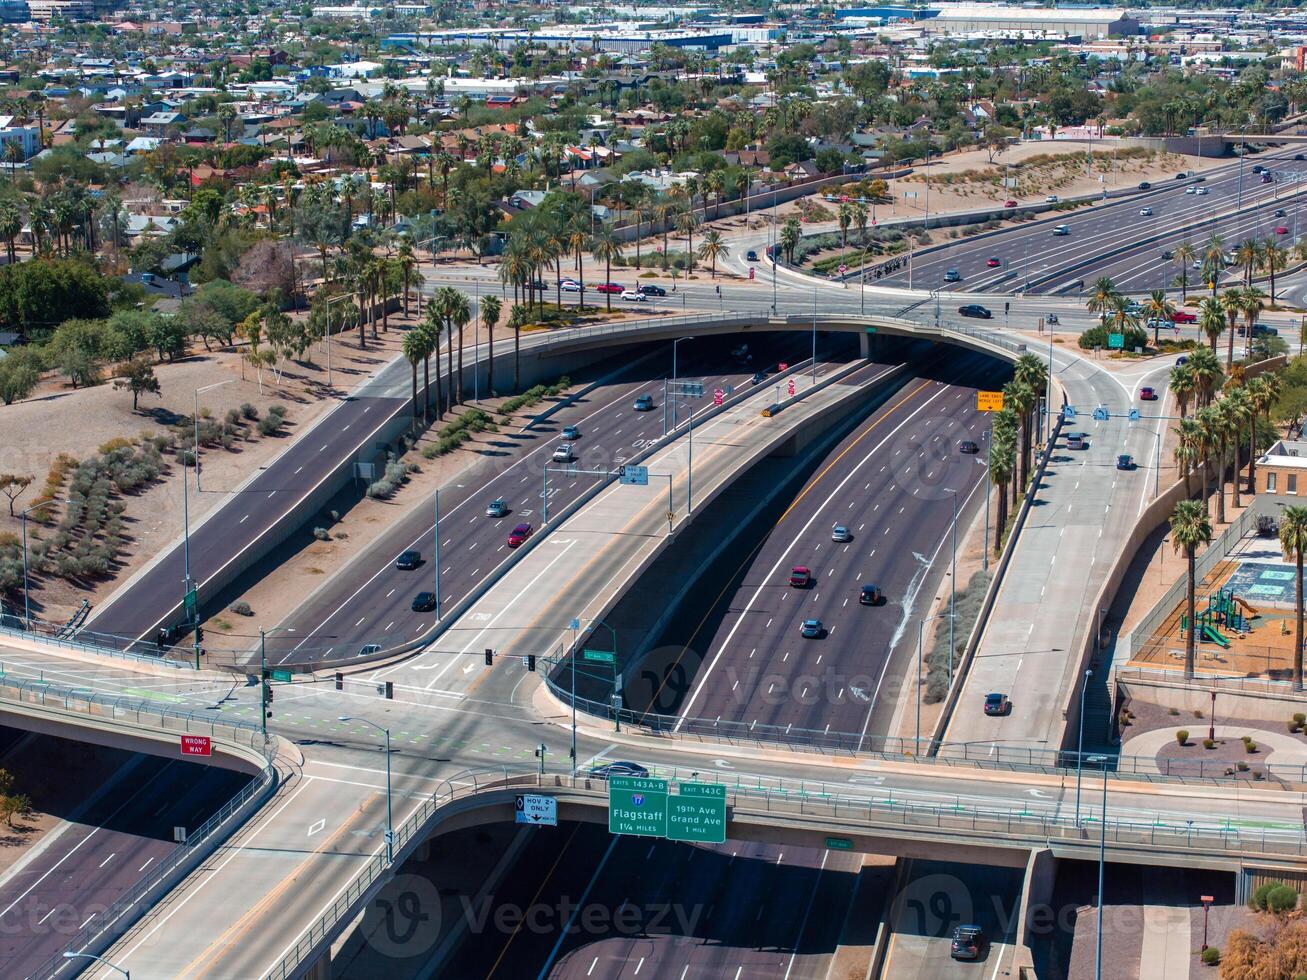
780;217;801;264
676;207;700;273
113;357;162;411
1174;417;1201;497
418;302;442;418
0;348;41;405
1085;276;1120;330
481;295;501;396
1172;242;1196;301
697;230;729;280
1198;296;1225;354
59;347;100;390
508;303;529;391
0;474;31;516
1246;373;1280;493
1170;363;1196;419
590;225;624;312
1171;499;1212;679
1281;505;1307;690
402;328;425;427
1142;289;1175;348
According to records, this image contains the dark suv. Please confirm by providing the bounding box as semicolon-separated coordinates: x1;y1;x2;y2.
859;584;882;606
395;550;421;570
951;924;984;960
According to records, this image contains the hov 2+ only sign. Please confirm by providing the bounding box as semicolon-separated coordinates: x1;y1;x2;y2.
515;793;558;827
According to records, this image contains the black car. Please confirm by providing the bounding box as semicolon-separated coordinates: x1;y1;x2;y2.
637;283;667;297
411;591;437;612
751;371;768;385
952;924;984;960
590;761;650;779
1275;209;1287;218
395;550;421;570
859;583;883;606
746;250;759;262
958;304;992;319
1297;154;1306;161
1160;250;1174;260
524;279;548;292
1138;180;1151;190
959;440;979;454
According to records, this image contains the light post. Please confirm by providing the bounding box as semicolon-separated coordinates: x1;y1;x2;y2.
1089;754;1109;980
323;292;355;390
977;452;991;572
947;489;958;685
18;498;61;623
586;619;620;732
433;489;442;618
62;952;129;978
666;336;694;436
341;715;393;863
193;379;235;492
258;625;292;739
1074;668;1092;825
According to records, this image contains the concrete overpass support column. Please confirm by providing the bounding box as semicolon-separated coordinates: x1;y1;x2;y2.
1011;847;1057;976
303;949;333;980
859;330;871;358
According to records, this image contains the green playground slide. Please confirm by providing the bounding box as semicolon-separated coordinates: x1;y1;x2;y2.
1202;624;1231;649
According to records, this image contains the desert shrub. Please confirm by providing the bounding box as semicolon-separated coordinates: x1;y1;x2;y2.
313;527;330;540
241;402;258;420
1268;885;1299;914
230;601;253;616
1200;946;1219;966
1176;730;1189;745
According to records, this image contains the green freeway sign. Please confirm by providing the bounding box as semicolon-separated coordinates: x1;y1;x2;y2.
1107;332;1125;350
270;669;293;683
667;783;727;843
825;837;853;850
184;588;197;613
608;777;668;837
583;649;616;665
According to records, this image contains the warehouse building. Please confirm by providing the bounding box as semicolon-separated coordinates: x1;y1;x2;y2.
921;5;1139;38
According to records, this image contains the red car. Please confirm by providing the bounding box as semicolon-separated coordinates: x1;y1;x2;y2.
507;523;532;547
596;283;624;294
1172;310;1196;323
986;257;1002;267
1004;199;1018;208
1276;226;1290;235
789;565;812;588
1139;386;1157;401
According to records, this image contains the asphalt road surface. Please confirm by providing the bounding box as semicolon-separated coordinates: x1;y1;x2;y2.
665;350;1004;740
0;737;249;980
260;333;858;666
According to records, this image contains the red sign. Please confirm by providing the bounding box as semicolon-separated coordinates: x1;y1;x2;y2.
787;380;796;397
778;362;788;371
748;267;755;280
180;735;212;757
1201;895;1214;904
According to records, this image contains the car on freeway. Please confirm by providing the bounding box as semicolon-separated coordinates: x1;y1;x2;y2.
637;283;667;297
1184;186;1196;195
1276;226;1290;235
986;256;1002;267
560;278;582;292
1066;432;1088;450
799;618;825;639
1045;194;1059;203
958;304;992;319
1139;207;1153;217
1052;224;1070;235
411;591;437;612
552;443;574;463
486;498;508;518
1261;173;1274;184
1253;165;1265;174
789;565;812;588
525;279;548;292
746;250;759;262
1117;454;1135;471
983;693;1010;716
1046;314;1059;324
1195;187;1209;196
507;523;533;547
561;425;580;440
1139;386;1157;401
358;643;382;658
943;268;962;282
1145;318;1170;333
621;289;646;302
959;440;980;454
952;925;985;960
1173;310;1196;323
832;524;852;542
590;760;649;779
395;550;421;570
1003;199;1018;208
731;343;750;359
1160;250;1174;260
633;394;655;411
1138;181;1152;190
596;282;624;294
1275;209;1288;218
751;371;768;385
860;583;883;606
1297;154;1306;161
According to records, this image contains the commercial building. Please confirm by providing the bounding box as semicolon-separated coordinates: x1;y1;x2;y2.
386;26;734;53
921;4;1138;39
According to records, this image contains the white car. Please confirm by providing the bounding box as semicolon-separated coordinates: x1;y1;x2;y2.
552;444;574;463
620;289;646;302
832;524;852;543
1195;187;1209;196
1045;195;1059;203
560;279;582;292
1139;207;1153;217
1184;186;1196;194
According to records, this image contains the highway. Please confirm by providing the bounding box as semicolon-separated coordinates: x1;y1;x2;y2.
0;736;248;980
261;333;844;666
665;351;1002;740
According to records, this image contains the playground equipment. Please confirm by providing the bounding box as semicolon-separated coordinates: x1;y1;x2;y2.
1181;588;1259;647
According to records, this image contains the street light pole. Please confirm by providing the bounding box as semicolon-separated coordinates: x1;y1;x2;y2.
62;952;129;979
949;490;958;686
670;336;693;433
1090;754;1109;980
193;379;235;493
433;488;441;618
341;716;393;863
1075;668;1092;825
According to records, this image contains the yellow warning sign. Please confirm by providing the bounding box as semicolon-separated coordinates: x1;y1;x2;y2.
976;391;1004;412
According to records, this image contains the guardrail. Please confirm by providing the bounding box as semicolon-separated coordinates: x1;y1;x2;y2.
0;675;277;980
265;761;1307;979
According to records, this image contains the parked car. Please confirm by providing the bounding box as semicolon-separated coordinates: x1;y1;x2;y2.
395;550;421;570
860;583;883;606
959;440;980;454
983;693;1010;716
507;523;533;547
596;282;624;294
633;394;655;411
486;498;508;518
621;289;647;302
561;425;580;440
1117;454;1135;470
637;283;667;297
832;524;852;542
590;761;649;779
952;925;985;961
789;565;812;588
1139;386;1157;401
958;304;992;319
799;618;824;639
411;591;437;612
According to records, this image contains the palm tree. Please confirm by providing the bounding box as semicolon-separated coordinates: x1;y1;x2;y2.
1202;234;1225;296
1170;362;1196;419
989;409;1018;554
1281;506;1307;689
1174;417;1201;496
1234;238;1260;286
0;200;19;265
697;230;729;279
676;207;700;273
396;236;419;316
448;289;471;404
780;217;801;263
653;193;674;263
1172;241;1196;302
402;329;425;427
1262;242;1288;304
1224;385;1252;511
1195;405;1221;516
418;304;441;418
1197;296;1225;355
838;203;852;249
1170;499;1212;679
1188;346;1223;409
481;295;501;396
590;225;624;312
1142;289;1175;348
1247;372;1280;492
1003;378;1036;496
630;192;650;270
1086;276;1120;330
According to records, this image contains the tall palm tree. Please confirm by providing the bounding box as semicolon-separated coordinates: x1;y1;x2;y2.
1239;285;1266;359
676;207;700;273
1197;296;1225;355
990;409;1018;554
0;200;19;265
1262;241;1288;304
1174;417;1201;496
1219;288;1243;371
1142;289;1175;348
590;225;624;312
1224;385;1252;511
1281;506;1307;690
697;230;729;279
1172;242;1196;301
1188;346;1223;410
1012;353;1048;481
481;295;501;396
630;192;651;270
421;300;444;416
1003;379;1037;497
1086;276;1120;330
1234;238;1260;286
1247;372;1280;492
1170;362;1196;419
396;236;418;316
402;329;425;428
1195;406;1221;517
1171;499;1212;679
448;289;471;404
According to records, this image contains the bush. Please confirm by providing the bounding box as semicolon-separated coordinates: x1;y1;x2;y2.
1295;712;1305;726
1176;729;1189;746
1245;739;1258;753
257;413;284;436
1203;738;1215;749
1268;884;1299;914
1200;946;1219;966
1078;323;1148;352
312;526;330;541
230;601;253;616
241;402;258;420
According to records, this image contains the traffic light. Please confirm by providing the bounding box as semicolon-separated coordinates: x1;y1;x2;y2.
384;681;394;700
194;625;203;647
527;654;537;672
156;628;167;650
335;672;343;691
484;648;493;666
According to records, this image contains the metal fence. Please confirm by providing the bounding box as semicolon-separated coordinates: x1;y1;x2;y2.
0;675;277;980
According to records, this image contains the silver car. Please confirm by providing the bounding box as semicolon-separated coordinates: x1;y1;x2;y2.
832;524;852;542
486;498;508;518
